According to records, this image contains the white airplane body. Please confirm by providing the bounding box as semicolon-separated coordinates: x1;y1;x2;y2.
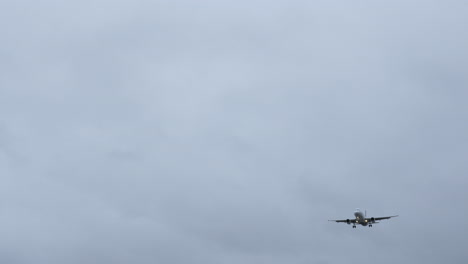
329;208;398;228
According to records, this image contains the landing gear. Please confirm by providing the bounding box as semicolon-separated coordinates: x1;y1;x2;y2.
369;224;372;227
352;225;356;228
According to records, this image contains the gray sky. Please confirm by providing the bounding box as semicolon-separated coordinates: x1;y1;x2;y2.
1;0;468;263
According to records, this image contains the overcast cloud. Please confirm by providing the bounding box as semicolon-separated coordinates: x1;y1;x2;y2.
1;0;468;263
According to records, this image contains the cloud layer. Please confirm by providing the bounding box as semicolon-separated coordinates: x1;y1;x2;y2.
1;0;467;263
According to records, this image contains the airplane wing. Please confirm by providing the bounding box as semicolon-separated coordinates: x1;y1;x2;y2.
328;219;354;223
367;215;399;221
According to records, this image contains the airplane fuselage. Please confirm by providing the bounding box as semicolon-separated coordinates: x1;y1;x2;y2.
354;209;368;226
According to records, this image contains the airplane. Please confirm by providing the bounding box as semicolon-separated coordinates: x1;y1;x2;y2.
329;208;398;228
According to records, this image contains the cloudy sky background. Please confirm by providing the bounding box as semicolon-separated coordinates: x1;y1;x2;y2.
1;0;468;263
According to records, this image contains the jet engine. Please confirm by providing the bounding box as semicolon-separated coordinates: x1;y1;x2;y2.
346;219;350;224
370;217;375;223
